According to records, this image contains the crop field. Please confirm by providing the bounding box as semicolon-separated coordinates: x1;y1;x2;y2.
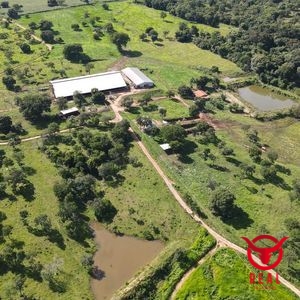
174;248;299;300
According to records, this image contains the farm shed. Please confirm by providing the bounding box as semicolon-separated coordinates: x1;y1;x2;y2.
122;67;154;88
59;107;80;118
193;90;209;99
50;71;127;98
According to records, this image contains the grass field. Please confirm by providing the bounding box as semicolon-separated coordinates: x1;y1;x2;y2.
124;106;300;283
0;133;200;298
0;0;86;15
16;1;241;90
128;97;190;121
0;142;94;299
101;142;199;242
174;248;299;300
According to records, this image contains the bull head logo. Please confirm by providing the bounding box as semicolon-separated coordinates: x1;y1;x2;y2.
242;235;288;271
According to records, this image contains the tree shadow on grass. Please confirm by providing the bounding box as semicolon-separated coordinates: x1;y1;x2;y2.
224;205;254;229
22;166;36;176
121;49;142;58
178;140;198;164
31;114;63;131
48;229;66;250
268;175;291;191
104;173;126;188
20;181;35;201
208;163;229;172
225;156;242;167
275;164;291;175
143;104;158;112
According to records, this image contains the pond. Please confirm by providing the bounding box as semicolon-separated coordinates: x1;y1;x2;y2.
91;223;164;300
238;85;295;111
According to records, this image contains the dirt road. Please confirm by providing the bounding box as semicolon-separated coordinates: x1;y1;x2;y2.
0;90;299;297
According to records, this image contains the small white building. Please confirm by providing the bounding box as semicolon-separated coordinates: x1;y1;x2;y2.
160;143;171;151
122;67;154;88
50;71;127;98
59;107;80;118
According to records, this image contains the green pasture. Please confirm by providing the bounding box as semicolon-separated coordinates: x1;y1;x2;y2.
16;1;241;90
129;97;189;120
0;0;86;15
0;142;94;299
124;107;300;282
175;248;298;300
102;142;199;241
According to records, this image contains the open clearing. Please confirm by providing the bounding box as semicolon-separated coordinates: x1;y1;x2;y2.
17;1;241;89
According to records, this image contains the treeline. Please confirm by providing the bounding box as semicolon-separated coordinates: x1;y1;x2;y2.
144;0;300;89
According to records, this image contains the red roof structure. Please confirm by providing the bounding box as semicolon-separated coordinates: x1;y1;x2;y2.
194;90;209;99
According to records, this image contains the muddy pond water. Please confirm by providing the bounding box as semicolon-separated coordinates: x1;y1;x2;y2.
238;85;295;111
91;223;164;300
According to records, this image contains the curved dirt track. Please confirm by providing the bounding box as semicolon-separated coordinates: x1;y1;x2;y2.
112;98;300;299
0;90;299;298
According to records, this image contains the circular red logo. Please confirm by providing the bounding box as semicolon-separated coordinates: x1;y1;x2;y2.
242;235;288;271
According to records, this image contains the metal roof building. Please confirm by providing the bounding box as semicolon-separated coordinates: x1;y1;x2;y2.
50;71;127;98
121;67;154;88
59;107;79;117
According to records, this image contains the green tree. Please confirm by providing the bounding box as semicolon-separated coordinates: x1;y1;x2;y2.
111;32;130;50
73;91;86;107
289;179;300;201
240;163;255;178
160;124;186;142
7;8;19;19
261;165;277;181
41;30;55;43
34;214;52;234
189;104;199;117
0;116;12;134
267;150;278;163
2;76;16;91
209;187;235;219
56;97;68;110
63;44;84;62
178;85;194;99
39;20;53;30
47;122;60;136
121;97;133;111
160;11;167;19
93;198;117;223
16;93;51;121
91;90;105;104
158;107;167;117
248;145;262;163
20;43;31;54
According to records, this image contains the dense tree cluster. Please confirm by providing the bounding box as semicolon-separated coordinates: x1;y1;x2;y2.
15;93;51;122
145;0;299;89
40;121;133;241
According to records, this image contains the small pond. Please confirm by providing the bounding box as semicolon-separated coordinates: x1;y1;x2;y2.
238;85;295;111
91;223;164;300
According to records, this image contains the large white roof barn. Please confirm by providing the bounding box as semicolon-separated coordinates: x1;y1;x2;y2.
50;71;127;98
122;67;154;88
